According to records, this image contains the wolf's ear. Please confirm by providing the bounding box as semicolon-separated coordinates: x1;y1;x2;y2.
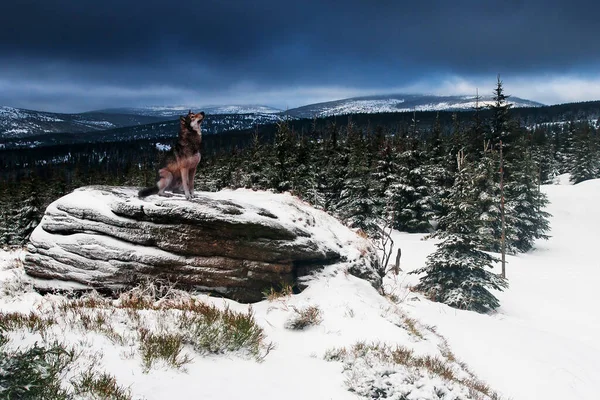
188;110;193;115
180;116;185;124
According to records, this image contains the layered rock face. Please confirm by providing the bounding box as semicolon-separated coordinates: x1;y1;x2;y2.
24;187;380;302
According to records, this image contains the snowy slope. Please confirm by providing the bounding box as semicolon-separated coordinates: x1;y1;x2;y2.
390;175;600;400
0;106;166;139
1;177;599;399
0;105;283;145
284;94;543;118
96;105;282;118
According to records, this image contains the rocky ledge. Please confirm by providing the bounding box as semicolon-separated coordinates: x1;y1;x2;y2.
24;186;381;302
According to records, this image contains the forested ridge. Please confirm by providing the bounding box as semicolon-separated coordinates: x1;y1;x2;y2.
2;82;599;311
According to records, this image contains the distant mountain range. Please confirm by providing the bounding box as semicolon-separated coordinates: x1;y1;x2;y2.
283;94;544;118
0;106;167;139
0;93;545;142
96;105;282;118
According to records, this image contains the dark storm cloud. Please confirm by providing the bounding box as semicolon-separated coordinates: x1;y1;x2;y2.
1;0;600;111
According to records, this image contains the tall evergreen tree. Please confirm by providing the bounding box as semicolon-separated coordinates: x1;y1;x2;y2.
488;78;551;254
13;174;44;245
570;121;599;183
388;140;432;233
321;123;348;213
337;124;377;234
272;120;296;192
472;147;503;252
244;132;269;190
489;75;513;147
423;113;452;222
465;89;486;157
411;152;508;313
504;136;551;253
371;137;397;219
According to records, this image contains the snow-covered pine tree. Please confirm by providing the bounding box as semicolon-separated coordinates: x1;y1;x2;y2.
472;145;503;252
504;136;551;253
244;131;269;190
321;122;349;213
388;138;433;233
570;121;599;184
489;75;513;147
13;174;44;245
272;119;296;193
422;113;453;223
0;189;9;247
371;137;397;219
336;123;377;234
291;133;316;197
487;77;551;253
411;151;508;313
552;122;573;176
531;125;560;184
464;89;486;158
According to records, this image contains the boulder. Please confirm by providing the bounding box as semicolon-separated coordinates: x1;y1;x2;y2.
24;186;381;302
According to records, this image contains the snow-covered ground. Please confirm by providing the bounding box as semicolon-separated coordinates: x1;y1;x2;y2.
1;175;599;399
393;175;600;400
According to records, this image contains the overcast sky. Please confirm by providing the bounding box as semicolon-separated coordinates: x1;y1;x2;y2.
1;0;599;113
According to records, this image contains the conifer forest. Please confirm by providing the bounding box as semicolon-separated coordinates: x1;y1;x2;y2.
2;80;599;312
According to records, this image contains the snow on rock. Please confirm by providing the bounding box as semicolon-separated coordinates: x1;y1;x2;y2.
24;186;381;302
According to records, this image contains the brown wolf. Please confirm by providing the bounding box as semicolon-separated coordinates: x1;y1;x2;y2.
138;110;205;200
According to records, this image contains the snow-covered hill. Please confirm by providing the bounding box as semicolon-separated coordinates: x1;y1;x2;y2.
0;94;544;142
0;106;166;139
96;105;282;118
0;105;283;144
284;94;543;118
1;176;599;399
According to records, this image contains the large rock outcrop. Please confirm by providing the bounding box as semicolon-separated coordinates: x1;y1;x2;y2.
24;186;381;302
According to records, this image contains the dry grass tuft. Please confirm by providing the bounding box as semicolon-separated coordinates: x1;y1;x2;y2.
262;282;294;301
285;305;323;330
325;340;504;400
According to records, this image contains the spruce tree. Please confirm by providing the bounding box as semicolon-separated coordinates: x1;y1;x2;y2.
388;140;433;233
422;114;453;222
291;134;315;196
570;121;599;183
245;132;269;190
13;174;44;245
371;137;397;219
0;189;9;247
411;152;508;313
321;122;348;213
489;75;513;146
472;146;503;252
487;77;551;253
272;120;296;192
336;124;377;234
504;136;551;253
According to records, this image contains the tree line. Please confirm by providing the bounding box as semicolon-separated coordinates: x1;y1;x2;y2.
1;78;599;313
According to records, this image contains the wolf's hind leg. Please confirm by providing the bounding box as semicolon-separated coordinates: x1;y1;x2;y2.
158;168;174;197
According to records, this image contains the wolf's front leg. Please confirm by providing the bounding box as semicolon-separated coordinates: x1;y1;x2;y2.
189;166;197;197
181;168;192;200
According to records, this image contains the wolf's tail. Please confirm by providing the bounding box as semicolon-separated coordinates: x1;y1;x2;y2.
138;186;159;198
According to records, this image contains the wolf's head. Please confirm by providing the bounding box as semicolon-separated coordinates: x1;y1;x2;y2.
181;111;205;134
